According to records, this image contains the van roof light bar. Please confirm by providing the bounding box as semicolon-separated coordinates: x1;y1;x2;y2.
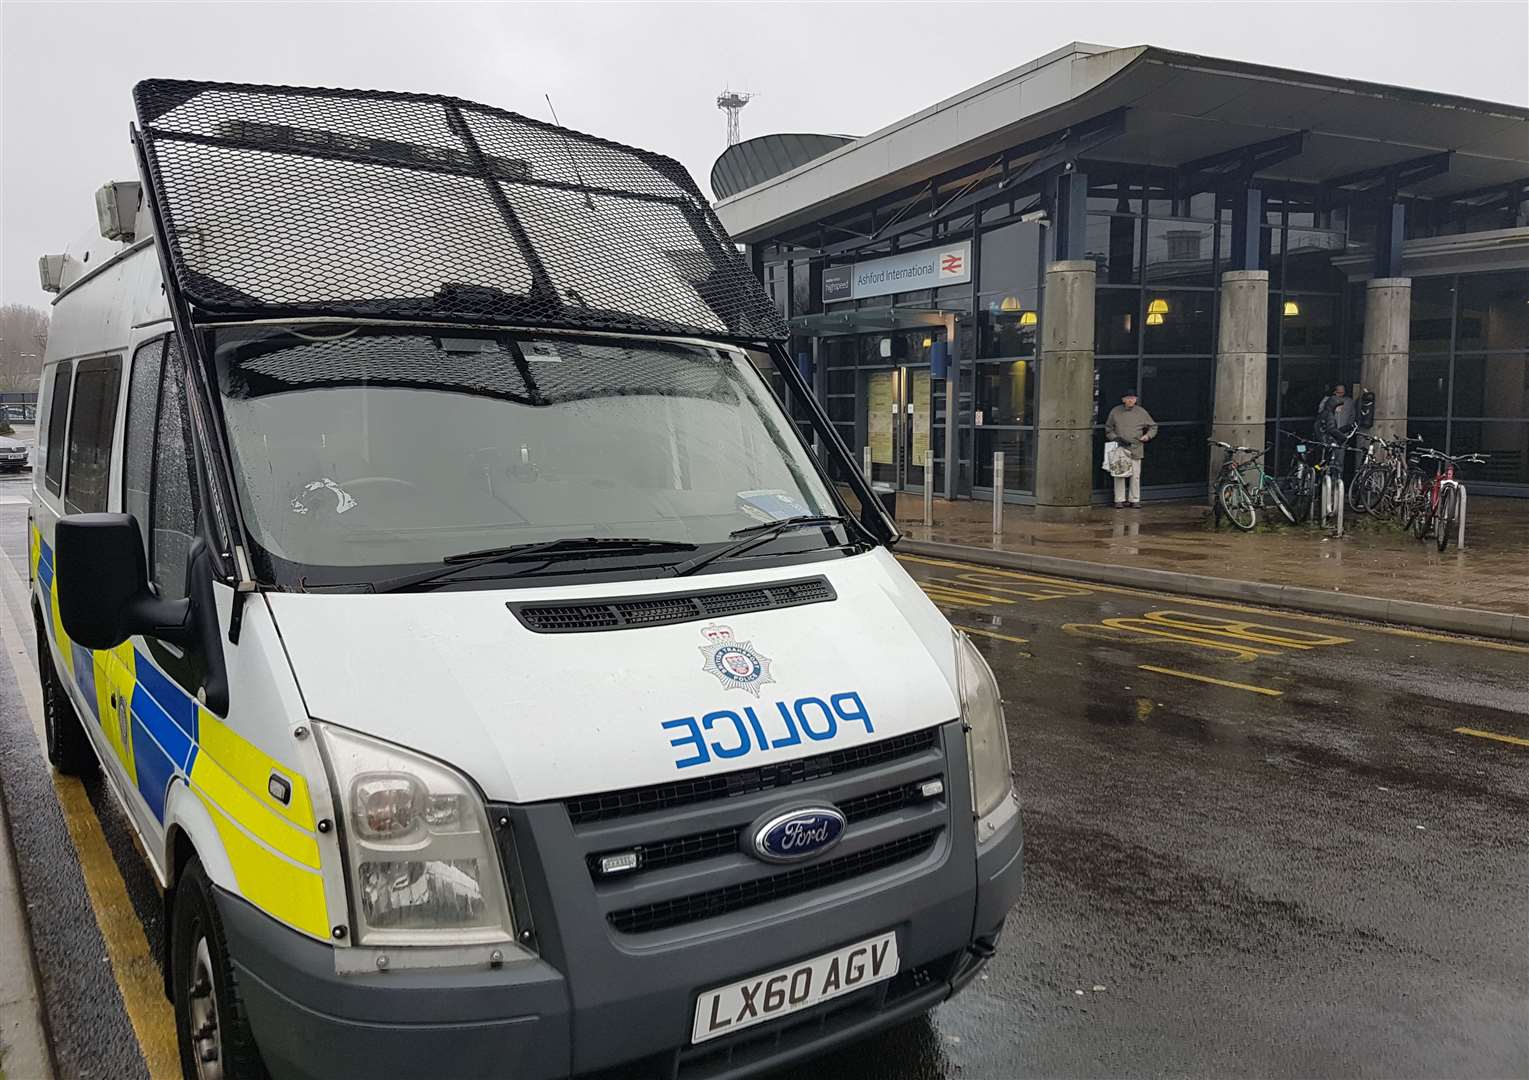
131;79;788;342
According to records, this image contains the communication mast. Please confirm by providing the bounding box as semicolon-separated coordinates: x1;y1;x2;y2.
716;88;754;146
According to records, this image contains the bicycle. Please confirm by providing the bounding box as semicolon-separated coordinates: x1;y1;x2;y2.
1278;429;1349;526
1409;449;1487;552
1349;432;1425;518
1208;440;1297;530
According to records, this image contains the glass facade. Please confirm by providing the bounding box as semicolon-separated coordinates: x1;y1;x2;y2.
751;159;1526;501
1402;270;1529;488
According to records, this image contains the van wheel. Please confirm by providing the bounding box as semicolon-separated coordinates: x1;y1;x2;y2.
36;611;96;776
172;859;270;1080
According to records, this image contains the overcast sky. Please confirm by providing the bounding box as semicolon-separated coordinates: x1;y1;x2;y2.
3;0;1526;310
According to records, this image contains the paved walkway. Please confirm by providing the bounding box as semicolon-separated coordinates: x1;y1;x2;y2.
891;494;1529;618
0;793;52;1080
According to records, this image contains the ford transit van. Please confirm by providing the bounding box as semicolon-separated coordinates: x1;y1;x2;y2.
33;79;1022;1079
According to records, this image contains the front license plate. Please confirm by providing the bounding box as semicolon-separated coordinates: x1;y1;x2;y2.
691;931;899;1044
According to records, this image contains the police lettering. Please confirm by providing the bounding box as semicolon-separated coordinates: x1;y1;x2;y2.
662;692;874;769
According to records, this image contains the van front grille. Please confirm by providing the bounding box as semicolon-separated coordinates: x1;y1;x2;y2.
510;576;835;634
565;729;939;825
606;829;941;935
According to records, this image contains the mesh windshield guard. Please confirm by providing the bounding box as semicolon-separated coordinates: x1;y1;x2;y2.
133;80;788;342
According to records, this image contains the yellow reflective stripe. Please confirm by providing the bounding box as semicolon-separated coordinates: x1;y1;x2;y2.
190;751;320;869
197;710;316;831
111;641;138;783
29;522;39;581
197;790;329;939
49;580;72;675
91;648;117;744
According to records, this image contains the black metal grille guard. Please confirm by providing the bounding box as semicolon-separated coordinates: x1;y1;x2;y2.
131;79;788;342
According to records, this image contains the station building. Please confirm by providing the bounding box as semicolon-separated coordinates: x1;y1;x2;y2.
711;43;1529;507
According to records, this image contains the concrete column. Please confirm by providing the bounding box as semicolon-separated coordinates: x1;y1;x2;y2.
1209;269;1270;490
1034;260;1096;519
1361;278;1411;442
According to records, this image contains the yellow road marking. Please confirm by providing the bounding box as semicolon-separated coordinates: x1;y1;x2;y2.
955;625;1030;646
0;533;180;1077
1137;664;1284;696
919;583;1017;606
1453;727;1529;748
899;554;1529;655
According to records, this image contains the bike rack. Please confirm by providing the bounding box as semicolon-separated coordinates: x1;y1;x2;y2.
1321;473;1345;537
992;452;1005;535
1456;485;1468;550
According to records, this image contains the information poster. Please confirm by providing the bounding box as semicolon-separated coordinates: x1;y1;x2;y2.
867;373;894;464
911;370;931;462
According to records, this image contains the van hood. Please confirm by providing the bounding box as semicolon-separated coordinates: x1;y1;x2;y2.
265;547;959;803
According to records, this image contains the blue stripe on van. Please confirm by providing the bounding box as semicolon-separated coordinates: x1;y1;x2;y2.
130;715;176;822
36;544;52;591
72;644;99;721
133;652;199;749
132;677;193;772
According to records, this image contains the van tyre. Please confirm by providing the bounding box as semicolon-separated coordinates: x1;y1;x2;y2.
172;859;270;1080
36;611;96;777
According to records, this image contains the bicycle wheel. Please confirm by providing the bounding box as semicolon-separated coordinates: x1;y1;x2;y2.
1265;478;1298;525
1398;472;1424;530
1435;485;1456;553
1350;466;1384;515
1412;492;1433;540
1217;479;1256;531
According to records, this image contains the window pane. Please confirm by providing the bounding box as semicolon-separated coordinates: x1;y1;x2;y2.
43;363;72;496
1139;424;1210;486
977;221;1042;295
1407;354;1450;417
1410;277;1454;353
1144;219;1215;287
1277;356;1336;427
1085;214;1139;285
978;294;1039;359
1094;358;1137;423
152;345;203;602
1141;290;1215;355
1095;289;1139;356
64;356;122;515
1449;421;1529;484
124;339;166;552
973;428;1034;492
1277;295;1337;358
973;359;1035;425
1455;270;1529;352
1282;229;1345;293
1451;353;1529;420
1140;357;1211;422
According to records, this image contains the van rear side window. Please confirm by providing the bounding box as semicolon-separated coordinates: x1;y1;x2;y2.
64;355;123;515
43;364;72;497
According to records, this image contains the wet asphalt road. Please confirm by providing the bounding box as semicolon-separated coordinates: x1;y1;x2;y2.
0;471;1525;1079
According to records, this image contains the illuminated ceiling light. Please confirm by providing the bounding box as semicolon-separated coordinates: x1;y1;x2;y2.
1147;298;1169;315
999;295;1022;312
1146;312;1165;326
922;336;933;348
1018;311;1038;327
1283;300;1301;317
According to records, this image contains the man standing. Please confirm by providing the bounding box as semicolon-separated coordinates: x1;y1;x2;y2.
1315;383;1356;440
1105;391;1158;509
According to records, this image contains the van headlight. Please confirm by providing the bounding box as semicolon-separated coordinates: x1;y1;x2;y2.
955;631;1015;833
314;723;515;946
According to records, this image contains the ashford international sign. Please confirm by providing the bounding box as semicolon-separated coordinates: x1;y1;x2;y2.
822;241;972;303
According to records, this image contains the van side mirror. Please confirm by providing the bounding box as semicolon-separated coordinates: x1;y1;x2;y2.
55;514;192;650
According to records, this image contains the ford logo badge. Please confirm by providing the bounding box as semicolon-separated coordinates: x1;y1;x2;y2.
750;806;847;864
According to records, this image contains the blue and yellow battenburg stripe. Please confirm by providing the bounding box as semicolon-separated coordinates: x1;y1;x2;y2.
33;525;329;938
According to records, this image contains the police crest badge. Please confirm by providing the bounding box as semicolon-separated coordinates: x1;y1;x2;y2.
698;624;775;696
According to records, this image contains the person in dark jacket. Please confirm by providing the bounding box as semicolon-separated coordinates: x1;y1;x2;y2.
1315;383;1356;439
1104;391;1158;508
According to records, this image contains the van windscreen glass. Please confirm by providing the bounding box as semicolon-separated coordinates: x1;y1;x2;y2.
212;326;841;584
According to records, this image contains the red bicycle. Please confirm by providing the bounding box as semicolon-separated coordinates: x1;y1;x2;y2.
1408;449;1487;552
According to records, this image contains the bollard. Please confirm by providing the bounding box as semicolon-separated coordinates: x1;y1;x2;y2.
992;451;1004;535
1456;485;1468;550
923;450;934;527
861;445;872;480
1333;478;1344;537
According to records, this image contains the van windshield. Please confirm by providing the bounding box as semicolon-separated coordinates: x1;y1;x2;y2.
210;325;842;584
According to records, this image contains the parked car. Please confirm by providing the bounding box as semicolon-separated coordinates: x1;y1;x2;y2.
0;435;29;472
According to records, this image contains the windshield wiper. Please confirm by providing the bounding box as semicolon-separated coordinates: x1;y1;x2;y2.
670;515;851;577
372;537;697;593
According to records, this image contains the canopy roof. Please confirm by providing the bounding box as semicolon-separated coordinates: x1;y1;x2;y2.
716;43;1529;243
134;79;788;342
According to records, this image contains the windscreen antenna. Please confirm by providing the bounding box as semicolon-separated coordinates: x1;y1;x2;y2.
545;94;595;209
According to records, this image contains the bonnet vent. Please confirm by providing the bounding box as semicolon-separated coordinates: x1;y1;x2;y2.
510;576;835;633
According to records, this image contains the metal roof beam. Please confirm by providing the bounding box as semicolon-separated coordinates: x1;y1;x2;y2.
1176;130;1308;188
1323;150;1452;193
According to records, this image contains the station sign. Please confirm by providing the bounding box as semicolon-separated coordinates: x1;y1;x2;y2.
822;241;971;303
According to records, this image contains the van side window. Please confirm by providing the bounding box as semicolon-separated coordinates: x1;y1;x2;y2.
151;340;204;602
43;364;73;497
63;356;124;515
123;338;166;559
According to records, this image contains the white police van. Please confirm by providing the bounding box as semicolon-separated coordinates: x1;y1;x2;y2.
33;79;1022;1080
